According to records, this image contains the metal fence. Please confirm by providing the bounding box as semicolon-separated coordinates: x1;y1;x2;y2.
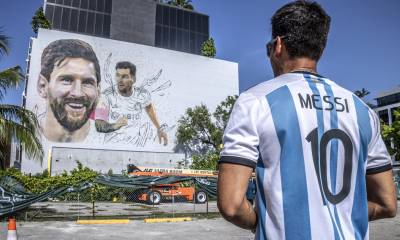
18;179;219;221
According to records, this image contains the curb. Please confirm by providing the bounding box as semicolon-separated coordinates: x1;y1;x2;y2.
77;219;130;224
144;217;192;223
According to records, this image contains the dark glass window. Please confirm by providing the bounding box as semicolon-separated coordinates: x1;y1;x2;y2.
72;0;80;8
63;0;72;6
162;26;169;48
155;25;162;46
95;13;103;36
86;12;95;34
80;0;88;9
195;14;201;32
78;10;87;32
176;29;183;51
97;0;105;12
61;7;71;30
45;5;54;22
162;6;169;25
189;31;195;52
182;30;189;52
183;11;189;29
55;0;63;5
177;9;183;28
379;110;389;125
189;13;195;32
103;14;111;37
170;8;177;28
88;0;96;11
70;9;78;32
105;0;112;14
47;0;55;3
156;5;162;24
202;16;209;34
170;28;176;49
53;6;62;29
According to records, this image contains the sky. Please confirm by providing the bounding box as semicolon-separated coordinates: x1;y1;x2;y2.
0;0;399;106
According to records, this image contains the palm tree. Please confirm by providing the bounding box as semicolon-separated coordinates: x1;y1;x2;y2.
354;88;370;98
0;29;43;169
167;0;194;10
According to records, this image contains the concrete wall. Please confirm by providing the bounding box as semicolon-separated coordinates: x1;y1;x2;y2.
110;0;156;46
51;147;185;175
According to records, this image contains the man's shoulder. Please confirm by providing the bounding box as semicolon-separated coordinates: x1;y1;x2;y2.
242;74;298;99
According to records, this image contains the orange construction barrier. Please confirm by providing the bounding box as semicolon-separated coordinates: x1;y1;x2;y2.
7;217;17;240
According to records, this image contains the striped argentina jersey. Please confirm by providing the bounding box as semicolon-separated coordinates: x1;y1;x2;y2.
220;72;392;240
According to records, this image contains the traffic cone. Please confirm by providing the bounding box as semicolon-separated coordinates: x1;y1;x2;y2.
7;217;17;240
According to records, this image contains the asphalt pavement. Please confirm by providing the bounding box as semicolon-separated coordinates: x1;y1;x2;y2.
1;201;399;239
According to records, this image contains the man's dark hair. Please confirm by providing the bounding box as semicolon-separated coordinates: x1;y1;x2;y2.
271;1;331;61
116;61;136;77
40;39;101;84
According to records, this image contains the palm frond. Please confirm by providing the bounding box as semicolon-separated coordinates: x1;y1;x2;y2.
0;28;10;57
0;105;43;162
0;66;24;101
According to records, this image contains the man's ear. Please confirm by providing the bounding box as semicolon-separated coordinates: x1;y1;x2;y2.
274;36;284;58
37;74;49;98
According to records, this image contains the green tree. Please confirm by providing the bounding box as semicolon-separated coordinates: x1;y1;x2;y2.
31;7;51;34
201;38;216;58
176;95;238;170
0;30;43;169
381;110;400;162
167;0;194;10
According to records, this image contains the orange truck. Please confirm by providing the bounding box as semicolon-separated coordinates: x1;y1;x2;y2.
128;166;216;204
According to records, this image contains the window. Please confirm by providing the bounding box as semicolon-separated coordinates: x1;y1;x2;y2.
162;6;169;25
105;0;112;14
177;9;183;28
189;13;195;32
72;0;80;8
80;0;88;9
156;5;162;24
69;9;78;32
97;0;105;12
61;7;71;30
86;12;95;34
103;15;111;37
63;0;72;6
155;25;162;46
95;13;103;36
78;10;87;32
155;4;209;54
45;5;54;22
183;11;189;29
52;6;62;29
88;0;96;11
170;28;176;49
379;110;389;125
55;0;63;5
170;8;177;28
162;26;169;48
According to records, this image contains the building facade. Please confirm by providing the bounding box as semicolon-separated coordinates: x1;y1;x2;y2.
44;0;209;55
374;87;400;125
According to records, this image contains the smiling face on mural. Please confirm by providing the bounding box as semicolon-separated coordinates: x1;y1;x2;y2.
43;57;99;131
